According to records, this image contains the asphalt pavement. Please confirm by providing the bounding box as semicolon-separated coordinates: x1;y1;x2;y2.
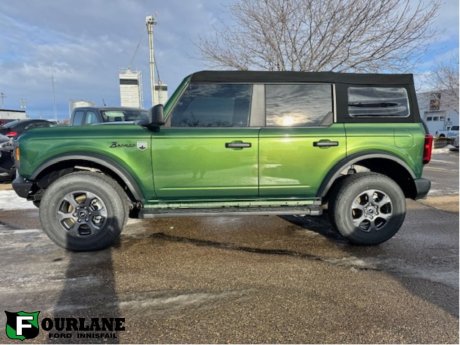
0;150;458;343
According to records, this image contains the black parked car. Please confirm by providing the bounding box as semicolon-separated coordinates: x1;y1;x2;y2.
0;119;56;140
0;134;14;182
0;119;56;182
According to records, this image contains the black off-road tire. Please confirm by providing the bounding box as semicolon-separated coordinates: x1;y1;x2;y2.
39;172;129;251
329;172;406;245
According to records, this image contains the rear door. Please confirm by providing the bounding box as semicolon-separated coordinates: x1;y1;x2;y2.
259;84;346;198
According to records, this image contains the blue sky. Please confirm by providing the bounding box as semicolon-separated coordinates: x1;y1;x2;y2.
0;0;458;120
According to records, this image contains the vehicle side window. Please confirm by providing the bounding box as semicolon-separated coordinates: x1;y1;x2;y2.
24;122;45;131
265;84;333;127
348;87;410;117
170;83;252;127
33;122;50;129
85;111;98;124
24;123;35;131
103;111;125;122
73;111;85;125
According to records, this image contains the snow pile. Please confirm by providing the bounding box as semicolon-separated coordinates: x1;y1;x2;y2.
0;190;35;210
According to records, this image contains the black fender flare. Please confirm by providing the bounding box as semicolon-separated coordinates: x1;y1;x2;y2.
31;153;144;201
317;151;416;198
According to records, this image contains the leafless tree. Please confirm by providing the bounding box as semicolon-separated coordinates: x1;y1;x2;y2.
199;0;440;72
434;58;459;99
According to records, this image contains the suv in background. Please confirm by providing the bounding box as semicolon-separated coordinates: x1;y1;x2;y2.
13;71;432;251
70;106;148;126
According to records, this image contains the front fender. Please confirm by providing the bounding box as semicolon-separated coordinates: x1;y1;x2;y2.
31;153;145;201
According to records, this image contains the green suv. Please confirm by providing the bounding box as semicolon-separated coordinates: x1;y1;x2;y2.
13;71;433;251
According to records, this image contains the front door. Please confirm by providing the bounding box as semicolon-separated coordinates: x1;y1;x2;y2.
151;83;259;200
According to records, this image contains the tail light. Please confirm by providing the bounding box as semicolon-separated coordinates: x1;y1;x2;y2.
423;134;433;164
6;131;17;138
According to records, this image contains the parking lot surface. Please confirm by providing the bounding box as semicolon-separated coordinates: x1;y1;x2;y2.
0;151;458;343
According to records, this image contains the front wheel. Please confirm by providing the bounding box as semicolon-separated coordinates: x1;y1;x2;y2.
329;173;406;245
39;172;129;251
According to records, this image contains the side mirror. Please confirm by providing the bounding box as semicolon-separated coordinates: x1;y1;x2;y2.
140;104;165;129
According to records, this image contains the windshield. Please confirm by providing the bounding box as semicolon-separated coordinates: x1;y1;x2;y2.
101;109;148;122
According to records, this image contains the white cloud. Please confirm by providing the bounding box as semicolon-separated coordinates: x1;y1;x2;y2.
0;0;226;116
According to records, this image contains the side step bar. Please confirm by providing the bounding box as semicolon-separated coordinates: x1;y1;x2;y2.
139;206;323;218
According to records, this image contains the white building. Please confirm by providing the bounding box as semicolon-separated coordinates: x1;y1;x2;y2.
69;100;95;112
119;69;143;108
0;109;27;125
154;83;168;105
416;89;459;135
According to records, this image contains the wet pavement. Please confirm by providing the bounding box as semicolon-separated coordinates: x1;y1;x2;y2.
0;202;458;343
424;150;459;197
0;151;458;343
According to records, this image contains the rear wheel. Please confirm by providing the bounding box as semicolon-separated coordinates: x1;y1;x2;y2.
329;172;406;245
39;172;129;251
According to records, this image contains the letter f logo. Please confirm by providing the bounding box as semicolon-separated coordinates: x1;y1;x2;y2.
5;311;40;341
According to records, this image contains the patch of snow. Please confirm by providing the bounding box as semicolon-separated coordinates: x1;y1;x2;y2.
0;190;35;211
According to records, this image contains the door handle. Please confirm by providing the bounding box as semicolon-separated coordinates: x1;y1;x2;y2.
225;141;252;149
313;140;339;148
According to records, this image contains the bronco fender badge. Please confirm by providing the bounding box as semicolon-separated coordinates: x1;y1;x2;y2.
110;142;135;149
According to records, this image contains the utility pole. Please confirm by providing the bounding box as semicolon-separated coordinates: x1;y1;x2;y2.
20;98;27;110
52;74;57;121
146;15;157;107
0;92;5;108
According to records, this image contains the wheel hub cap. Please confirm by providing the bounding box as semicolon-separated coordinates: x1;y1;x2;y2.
56;191;108;238
365;205;378;219
351;189;393;232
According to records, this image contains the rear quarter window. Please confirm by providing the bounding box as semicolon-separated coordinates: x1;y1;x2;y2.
348;86;410;117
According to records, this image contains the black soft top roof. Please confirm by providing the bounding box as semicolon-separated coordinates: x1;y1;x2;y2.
74;106;147;111
190;70;413;85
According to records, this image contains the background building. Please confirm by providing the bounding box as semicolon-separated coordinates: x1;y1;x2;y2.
0;109;27;126
69;99;96;112
119;69;143;108
416;89;459;135
154;83;168;105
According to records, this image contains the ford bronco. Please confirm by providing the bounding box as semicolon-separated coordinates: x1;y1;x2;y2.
13;71;432;251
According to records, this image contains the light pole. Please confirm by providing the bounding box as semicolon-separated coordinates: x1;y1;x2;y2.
146;16;157;107
52;74;57;121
